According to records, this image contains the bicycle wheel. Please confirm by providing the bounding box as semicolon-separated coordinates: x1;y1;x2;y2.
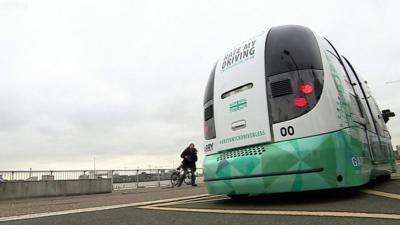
183;172;191;185
170;172;180;187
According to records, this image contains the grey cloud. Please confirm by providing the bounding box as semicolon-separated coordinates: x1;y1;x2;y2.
0;0;399;170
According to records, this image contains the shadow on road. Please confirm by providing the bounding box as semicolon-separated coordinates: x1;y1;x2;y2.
214;179;395;207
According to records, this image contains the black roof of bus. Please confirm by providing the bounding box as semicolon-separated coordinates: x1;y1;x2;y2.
265;25;323;77
204;63;216;105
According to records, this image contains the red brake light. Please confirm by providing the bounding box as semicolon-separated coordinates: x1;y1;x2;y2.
294;97;308;108
299;83;314;94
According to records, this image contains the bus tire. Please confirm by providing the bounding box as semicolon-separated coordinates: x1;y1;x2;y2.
379;173;391;181
227;194;248;200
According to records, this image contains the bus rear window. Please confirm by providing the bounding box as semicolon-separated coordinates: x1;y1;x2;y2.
265;25;324;123
265;25;323;77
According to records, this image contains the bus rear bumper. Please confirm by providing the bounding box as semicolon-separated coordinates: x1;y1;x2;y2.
205;168;333;195
203;129;375;195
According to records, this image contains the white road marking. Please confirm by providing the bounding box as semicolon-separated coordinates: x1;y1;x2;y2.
151;196;228;207
0;194;210;222
362;189;400;200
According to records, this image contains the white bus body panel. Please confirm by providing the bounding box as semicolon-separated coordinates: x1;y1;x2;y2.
204;29;354;153
207;32;272;154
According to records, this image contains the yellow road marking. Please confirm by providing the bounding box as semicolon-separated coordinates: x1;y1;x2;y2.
362;189;400;200
139;206;400;220
139;191;400;220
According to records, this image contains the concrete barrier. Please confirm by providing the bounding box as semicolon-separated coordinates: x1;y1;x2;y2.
0;179;112;200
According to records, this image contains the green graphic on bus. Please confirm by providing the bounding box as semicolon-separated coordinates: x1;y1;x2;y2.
229;99;247;112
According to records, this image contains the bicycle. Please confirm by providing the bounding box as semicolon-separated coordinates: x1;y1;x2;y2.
170;164;193;187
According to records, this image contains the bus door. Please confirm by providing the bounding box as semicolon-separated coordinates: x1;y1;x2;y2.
212;32;273;152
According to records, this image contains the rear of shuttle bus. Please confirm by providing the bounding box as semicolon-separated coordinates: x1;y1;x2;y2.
203;25;366;196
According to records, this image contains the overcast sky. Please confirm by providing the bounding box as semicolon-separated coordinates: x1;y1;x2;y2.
0;0;399;170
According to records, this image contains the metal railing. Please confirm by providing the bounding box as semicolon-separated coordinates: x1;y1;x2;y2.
0;168;204;190
0;170;112;181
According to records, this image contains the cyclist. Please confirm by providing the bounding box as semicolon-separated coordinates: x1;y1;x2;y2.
177;143;198;187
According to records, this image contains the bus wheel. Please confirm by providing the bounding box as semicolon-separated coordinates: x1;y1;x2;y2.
227;194;248;200
379;174;391;181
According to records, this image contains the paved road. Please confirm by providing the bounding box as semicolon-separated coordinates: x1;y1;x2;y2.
1;177;400;225
0;184;206;218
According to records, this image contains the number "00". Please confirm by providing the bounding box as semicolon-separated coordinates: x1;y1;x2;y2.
280;126;294;137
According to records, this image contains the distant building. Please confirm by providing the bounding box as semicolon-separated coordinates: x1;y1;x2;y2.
112;170;174;183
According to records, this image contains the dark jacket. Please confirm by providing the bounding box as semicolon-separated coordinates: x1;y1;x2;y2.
180;147;198;169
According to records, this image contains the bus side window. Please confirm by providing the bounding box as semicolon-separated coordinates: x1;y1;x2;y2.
341;57;379;132
325;51;351;93
204;63;217;140
370;98;389;137
325;51;366;124
341;58;364;118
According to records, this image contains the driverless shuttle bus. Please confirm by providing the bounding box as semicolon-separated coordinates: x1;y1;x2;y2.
203;25;396;197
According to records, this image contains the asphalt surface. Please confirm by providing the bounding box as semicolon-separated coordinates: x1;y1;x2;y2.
0;185;207;218
1;177;400;225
